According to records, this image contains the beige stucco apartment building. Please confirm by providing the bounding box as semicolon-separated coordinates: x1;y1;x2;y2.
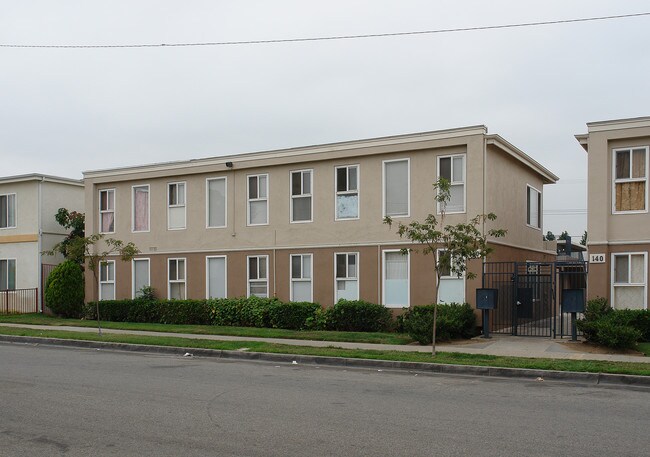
83;125;558;309
0;174;84;311
577;116;650;309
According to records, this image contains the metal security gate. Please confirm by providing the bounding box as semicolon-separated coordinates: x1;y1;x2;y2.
482;261;588;338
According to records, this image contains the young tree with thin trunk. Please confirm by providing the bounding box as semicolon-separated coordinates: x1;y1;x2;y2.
384;178;506;355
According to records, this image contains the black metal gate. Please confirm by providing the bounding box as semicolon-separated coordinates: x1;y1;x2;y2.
482;261;588;338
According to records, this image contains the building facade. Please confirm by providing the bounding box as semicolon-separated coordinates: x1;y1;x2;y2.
577;116;650;309
84;125;558;309
0;174;84;311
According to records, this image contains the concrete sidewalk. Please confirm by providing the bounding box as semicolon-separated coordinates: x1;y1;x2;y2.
1;322;648;363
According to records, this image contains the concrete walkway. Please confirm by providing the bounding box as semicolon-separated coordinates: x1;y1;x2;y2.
1;322;648;364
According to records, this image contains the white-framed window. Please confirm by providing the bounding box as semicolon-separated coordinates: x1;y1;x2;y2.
437;154;466;213
0;259;16;290
247;174;268;225
206;256;227;299
0;194;16;229
611;252;647;310
206;177;227;228
526;185;542;229
168;182;186;230
99;260;115;301
383;159;410;217
247;255;268;298
613;146;648;213
99;189;115;234
291;169;313;223
168;258;186;300
382;250;409;308
335;252;358;301
290;253;312;302
335;165;359;220
132;258;150;298
437;249;465;304
132;185;150;232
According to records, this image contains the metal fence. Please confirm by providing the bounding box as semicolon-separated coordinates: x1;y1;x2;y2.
0;288;39;314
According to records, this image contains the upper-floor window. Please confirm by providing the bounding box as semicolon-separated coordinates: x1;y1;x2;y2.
168;182;186;230
0;259;16;290
132;185;149;232
291;170;312;223
526;185;542;229
248;255;268;297
335;165;359;220
438;154;465;213
99;189;115;233
383;159;410;217
168;258;186;299
248;174;268;225
613;147;648;213
99;260;115;300
207;177;227;228
290;253;312;302
0;194;16;229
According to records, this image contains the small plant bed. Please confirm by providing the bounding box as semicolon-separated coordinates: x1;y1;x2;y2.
639;343;650;357
0;314;413;345
1;325;649;376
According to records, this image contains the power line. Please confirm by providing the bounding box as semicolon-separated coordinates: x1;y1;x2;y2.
1;11;649;49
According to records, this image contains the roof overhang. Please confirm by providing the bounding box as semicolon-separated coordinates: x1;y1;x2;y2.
0;173;83;186
574;134;589;152
485;135;559;184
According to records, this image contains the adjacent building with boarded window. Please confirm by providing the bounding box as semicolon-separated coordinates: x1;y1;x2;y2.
577;116;650;309
83;125;558;309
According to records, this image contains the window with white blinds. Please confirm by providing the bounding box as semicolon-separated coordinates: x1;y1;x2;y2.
383;159;409;217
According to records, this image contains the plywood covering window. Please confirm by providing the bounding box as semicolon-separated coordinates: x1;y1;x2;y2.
335;165;359;220
99;260;115;300
291;170;312;223
247;174;268;225
248;255;268;298
0;259;16;290
0;194;16;229
168;182;186;229
290;254;312;302
335;252;358;301
437;154;466;213
168;258;186;300
613;147;648;213
132;185;149;232
612;252;647;310
99;189;115;233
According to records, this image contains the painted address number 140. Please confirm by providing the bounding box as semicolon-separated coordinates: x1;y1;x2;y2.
589;254;605;263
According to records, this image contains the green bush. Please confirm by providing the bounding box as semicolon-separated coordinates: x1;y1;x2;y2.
45;260;85;318
268;301;321;330
326;300;394;332
209;297;276;327
401;303;477;345
577;297;648;348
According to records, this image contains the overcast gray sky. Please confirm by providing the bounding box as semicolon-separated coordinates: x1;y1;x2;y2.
2;1;650;237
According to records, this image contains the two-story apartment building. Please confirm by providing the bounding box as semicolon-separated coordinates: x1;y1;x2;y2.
0;174;84;311
577;116;650;309
83;125;558;309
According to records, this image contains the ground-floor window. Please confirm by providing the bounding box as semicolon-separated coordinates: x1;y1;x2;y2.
612;252;647;309
132;258;150;298
248;255;268;298
0;259;16;290
290;254;312;302
99;260;115;300
437;249;465;304
335;252;358;301
168;258;186;300
207;256;227;299
383;250;409;307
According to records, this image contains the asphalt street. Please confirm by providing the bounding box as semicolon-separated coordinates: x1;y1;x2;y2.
1;342;648;457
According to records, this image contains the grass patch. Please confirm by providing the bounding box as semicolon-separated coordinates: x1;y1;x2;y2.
0;314;412;345
1;325;650;376
639;343;650;357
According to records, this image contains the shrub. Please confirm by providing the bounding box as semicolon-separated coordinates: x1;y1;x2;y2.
577;297;648;348
326;300;393;332
268;301;321;330
304;307;330;331
85;299;212;325
401;303;477;345
209;297;276;327
45;260;85;318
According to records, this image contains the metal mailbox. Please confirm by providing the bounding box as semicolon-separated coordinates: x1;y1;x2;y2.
562;289;585;313
476;288;498;310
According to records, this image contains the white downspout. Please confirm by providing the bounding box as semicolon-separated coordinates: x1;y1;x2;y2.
37;177;44;312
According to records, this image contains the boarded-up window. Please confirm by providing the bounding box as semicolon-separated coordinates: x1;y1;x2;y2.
614;148;647;212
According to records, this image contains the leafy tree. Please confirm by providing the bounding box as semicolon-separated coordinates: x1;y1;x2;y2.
544;231;556;241
580;231;587;246
384;178;506;355
53;208;86;263
558;231;570;241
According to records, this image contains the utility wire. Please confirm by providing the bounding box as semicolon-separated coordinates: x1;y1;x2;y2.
1;11;649;49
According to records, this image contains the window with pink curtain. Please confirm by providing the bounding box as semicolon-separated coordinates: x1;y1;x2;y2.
133;186;149;231
99;189;115;233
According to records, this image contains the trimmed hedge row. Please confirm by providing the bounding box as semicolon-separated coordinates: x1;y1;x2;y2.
83;297;478;340
577;297;650;349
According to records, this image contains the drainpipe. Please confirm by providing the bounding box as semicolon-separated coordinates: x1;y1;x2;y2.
37;177;44;312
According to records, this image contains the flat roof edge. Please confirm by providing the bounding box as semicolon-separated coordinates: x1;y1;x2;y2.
586;116;650;132
0;173;83;186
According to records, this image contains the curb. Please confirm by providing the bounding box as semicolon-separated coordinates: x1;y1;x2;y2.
2;334;649;388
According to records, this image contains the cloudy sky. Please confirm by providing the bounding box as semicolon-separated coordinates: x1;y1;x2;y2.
2;1;650;237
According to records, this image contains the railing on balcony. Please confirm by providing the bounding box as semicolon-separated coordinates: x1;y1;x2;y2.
0;288;39;314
